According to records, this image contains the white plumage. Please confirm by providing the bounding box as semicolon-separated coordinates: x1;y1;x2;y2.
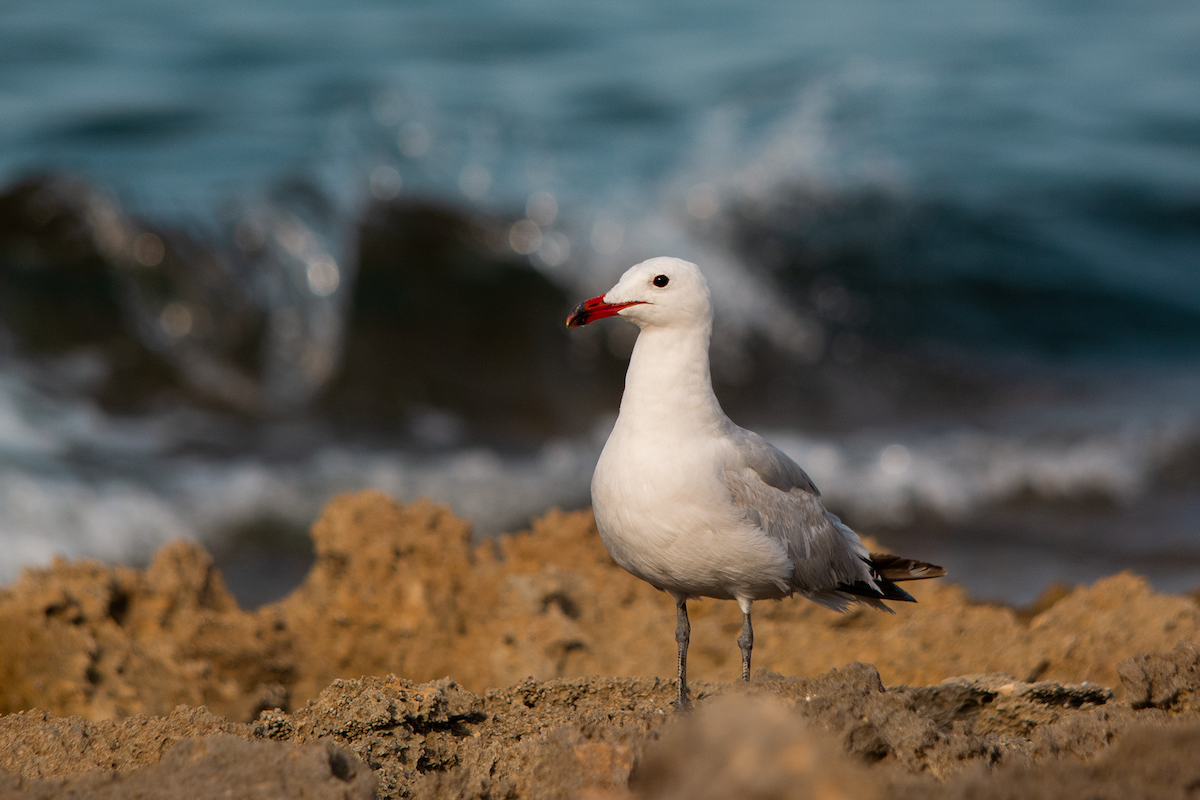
568;256;944;709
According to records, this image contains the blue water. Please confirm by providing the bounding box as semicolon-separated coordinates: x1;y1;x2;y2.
8;0;1199;210
2;0;1200;604
11;0;1199;356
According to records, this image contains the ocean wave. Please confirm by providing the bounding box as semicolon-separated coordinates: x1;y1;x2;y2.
772;413;1200;527
3;0;1200;599
0;431;599;583
4;363;1200;587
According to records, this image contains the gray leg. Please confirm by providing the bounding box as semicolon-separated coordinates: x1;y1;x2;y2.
737;610;753;682
675;597;691;710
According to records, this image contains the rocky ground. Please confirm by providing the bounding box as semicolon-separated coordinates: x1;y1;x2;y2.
2;490;1199;798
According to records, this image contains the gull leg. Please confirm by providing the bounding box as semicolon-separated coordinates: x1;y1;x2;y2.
674;596;691;710
737;600;753;682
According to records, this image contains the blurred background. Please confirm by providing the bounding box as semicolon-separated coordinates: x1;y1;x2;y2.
2;0;1199;607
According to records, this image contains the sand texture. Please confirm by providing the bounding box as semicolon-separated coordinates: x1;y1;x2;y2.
2;490;1199;798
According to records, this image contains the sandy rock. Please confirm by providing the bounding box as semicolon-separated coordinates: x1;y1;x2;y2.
4;491;1200;727
0;541;293;722
275;494;478;705
739;665;1116;780
257;676;487;798
1117;640;1200;712
0;704;248;780
255;673;675;800
632;694;878;800
1;664;1199;800
899;721;1200;800
1026;572;1200;690
0;734;374;800
266;492;1200;697
443;676;672;800
4;491;1200;799
249;666;1200;796
904;672;1113;739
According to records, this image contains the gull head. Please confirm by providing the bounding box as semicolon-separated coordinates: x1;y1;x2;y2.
566;257;712;331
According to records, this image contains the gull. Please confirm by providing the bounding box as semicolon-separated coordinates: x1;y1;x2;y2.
567;257;945;710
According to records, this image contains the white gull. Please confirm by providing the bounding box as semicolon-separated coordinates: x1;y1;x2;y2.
567;256;945;709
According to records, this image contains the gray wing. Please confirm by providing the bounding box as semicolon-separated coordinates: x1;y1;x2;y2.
723;427;874;604
728;426;821;496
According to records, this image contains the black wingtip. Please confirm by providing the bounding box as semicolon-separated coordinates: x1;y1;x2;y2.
836;552;946;606
867;552;947;582
836;578;917;604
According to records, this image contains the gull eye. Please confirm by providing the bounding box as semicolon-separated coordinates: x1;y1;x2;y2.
652;274;669;288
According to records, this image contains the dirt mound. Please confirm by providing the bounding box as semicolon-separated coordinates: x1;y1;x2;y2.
2;661;1199;799
1117;640;1200;712
4;491;1199;726
2;490;1200;797
0;731;375;800
0;540;292;722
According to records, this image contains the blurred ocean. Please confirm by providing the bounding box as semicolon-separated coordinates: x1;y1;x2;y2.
2;0;1199;606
